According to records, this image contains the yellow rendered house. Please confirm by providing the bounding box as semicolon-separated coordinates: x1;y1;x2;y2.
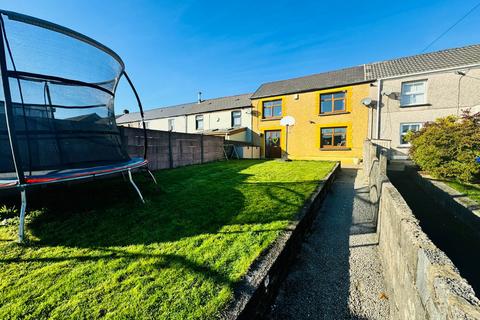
251;66;374;165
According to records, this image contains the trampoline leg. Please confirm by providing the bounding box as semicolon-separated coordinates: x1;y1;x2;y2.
146;169;157;184
128;169;145;203
18;189;27;243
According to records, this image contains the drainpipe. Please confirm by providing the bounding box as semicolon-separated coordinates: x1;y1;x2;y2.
185;114;188;133
376;79;383;139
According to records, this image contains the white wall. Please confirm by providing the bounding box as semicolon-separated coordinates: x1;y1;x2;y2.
119;107;252;142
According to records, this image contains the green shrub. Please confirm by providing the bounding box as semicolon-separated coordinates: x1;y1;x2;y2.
406;110;480;183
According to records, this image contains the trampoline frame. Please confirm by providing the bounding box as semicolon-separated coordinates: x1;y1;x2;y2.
0;10;155;242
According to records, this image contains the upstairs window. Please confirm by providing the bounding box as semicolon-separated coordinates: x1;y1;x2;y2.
168;118;175;131
320;127;347;148
400;123;422;145
263;100;282;119
401;80;426;106
231;110;241;127
320;92;346;114
195;115;204;130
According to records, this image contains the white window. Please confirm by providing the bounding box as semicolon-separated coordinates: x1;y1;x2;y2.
168;118;175;131
400;80;426;106
195;115;204;130
231;110;241;127
400;123;422;145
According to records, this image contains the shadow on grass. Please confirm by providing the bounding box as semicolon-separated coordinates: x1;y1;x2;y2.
2;160;321;248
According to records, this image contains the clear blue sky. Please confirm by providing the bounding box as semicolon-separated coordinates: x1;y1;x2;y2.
0;0;479;112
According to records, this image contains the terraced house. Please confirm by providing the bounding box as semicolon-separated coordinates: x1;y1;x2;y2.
251;44;480;164
366;45;480;159
251;67;375;164
116;93;253;143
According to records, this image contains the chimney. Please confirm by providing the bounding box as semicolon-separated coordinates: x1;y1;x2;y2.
197;91;202;104
123;109;130;114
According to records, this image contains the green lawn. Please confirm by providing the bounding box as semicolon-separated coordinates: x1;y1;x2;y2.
446;181;480;204
0;160;334;319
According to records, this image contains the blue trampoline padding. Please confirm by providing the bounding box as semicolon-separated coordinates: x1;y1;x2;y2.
0;157;148;188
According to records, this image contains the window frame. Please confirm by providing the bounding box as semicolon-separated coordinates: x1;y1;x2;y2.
399;122;423;146
231;110;242;127
320;126;347;149
262;99;282;119
195;115;204;130
400;80;427;107
320;91;347;114
168;118;175;131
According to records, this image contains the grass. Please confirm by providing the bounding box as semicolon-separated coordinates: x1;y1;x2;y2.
0;160;334;319
446;181;480;204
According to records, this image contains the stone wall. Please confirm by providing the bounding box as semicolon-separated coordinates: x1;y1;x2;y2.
378;182;480;319
119;127;225;170
363;140;480;319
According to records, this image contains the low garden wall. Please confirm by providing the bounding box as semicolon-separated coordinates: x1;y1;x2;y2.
119;127;225;170
363;140;480;319
407;168;480;238
221;162;340;319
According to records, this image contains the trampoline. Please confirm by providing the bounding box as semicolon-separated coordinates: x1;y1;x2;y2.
0;11;155;242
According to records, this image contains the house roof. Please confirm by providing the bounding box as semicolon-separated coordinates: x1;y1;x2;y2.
250;66;366;99
365;44;480;79
251;44;480;99
116;93;252;124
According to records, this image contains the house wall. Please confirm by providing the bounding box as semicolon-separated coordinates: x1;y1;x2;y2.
118;107;252;143
252;83;372;165
377;67;480;159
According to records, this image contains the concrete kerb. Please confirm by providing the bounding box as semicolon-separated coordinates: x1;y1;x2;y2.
220;162;341;320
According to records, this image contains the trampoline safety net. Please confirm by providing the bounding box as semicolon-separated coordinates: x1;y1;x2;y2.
0;11;134;181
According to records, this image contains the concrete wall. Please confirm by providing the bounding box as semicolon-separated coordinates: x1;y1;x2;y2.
119;127;225;171
375;67;480;159
252;83;372;164
119;107;252;143
363;140;480;319
378;182;480;319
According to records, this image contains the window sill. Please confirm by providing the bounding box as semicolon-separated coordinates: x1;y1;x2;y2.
261;117;282;122
319;111;350;116
319;147;351;151
397;145;410;148
399;103;431;108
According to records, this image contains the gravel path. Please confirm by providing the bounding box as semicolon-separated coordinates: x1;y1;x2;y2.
268;168;390;319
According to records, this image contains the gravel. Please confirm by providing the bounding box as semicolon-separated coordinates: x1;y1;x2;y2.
268;168;390;319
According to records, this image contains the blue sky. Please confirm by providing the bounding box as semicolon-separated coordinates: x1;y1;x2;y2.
0;0;479;112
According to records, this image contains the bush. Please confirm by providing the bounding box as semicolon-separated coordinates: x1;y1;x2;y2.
406;110;480;183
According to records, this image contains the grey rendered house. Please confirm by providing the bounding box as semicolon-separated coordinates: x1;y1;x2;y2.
366;44;480;159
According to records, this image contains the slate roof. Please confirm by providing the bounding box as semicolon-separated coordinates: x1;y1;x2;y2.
116;93;252;124
250;66;366;99
365;44;480;80
251;44;480;99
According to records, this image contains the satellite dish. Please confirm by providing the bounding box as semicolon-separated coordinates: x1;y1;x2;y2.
280;116;295;126
361;98;372;106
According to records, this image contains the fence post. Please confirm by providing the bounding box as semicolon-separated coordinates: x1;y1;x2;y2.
168;131;173;169
201;134;204;164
